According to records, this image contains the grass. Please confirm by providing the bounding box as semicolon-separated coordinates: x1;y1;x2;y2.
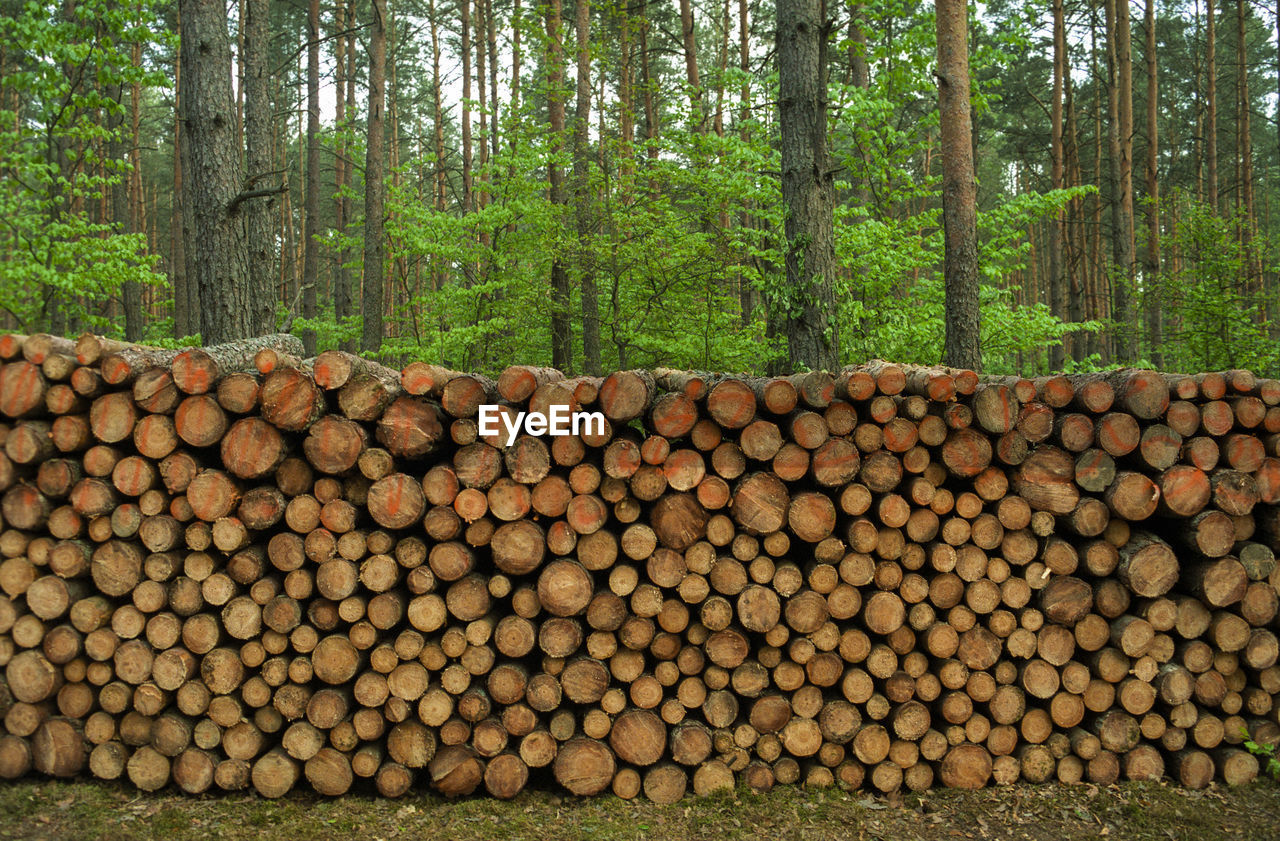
1;779;1278;841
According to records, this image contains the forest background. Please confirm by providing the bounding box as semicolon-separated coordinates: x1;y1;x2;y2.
0;0;1277;378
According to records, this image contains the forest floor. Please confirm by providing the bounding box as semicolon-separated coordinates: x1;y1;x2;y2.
1;779;1278;841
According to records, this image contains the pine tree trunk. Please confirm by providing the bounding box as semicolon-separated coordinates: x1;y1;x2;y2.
475;0;487;214
618;0;634;165
678;0;702;130
547;0;572;371
1235;0;1256;293
1049;0;1066;370
487;0;499;164
430;0;445;219
334;0;353;351
1087;1;1103;360
1143;0;1162;368
738;0;754;325
776;0;839;372
244;0;277;342
847;0;868;87
1105;0;1136;363
361;0;387;353
1065;72;1086;356
462;0;473;215
936;0;981;370
300;0;320;354
574;0;599;375
1206;0;1218;211
170;6;191;340
714;0;728;138
179;0;254;345
639;12;658;163
122;18;143;342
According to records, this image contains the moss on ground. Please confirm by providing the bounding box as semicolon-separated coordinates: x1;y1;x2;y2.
0;780;1277;841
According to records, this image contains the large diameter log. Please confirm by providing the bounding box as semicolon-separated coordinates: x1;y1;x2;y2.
598;371;655;422
1105;369;1170;419
651;493;709;549
1187;558;1248;608
376;397;444;458
941;429;993;478
730;473;789;535
553;738;615;795
368;473;426;530
1157;465;1211;517
220;418;286;480
260;368;324;431
32;718;85;777
1041;577;1094;625
0;361;47;418
1117;531;1180;597
1013;447;1078;514
939;744;992;789
251;749;300;798
706;379;756;429
429;745;484;797
611;709;667;766
1104;471;1160;521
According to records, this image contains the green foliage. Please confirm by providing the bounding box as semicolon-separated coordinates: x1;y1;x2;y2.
1156;193;1280;376
1243;728;1280;781
279;0;1091;377
0;0;169;334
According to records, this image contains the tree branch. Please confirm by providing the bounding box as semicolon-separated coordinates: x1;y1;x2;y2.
228;184;288;213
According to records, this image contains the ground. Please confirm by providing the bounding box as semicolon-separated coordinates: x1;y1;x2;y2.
1;780;1279;841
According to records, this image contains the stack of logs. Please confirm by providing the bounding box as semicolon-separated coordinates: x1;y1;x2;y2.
0;332;1278;802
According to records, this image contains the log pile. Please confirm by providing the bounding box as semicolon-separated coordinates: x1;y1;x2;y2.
0;334;1278;801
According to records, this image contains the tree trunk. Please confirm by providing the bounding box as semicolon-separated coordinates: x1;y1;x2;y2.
1087;0;1104;360
678;0;703;129
361;0;387;353
243;0;277;343
334;0;354;351
462;0;473;215
1065;65;1086;361
639;11;659;163
847;0;868;87
1206;0;1218;210
775;0;839;373
1049;0;1066;370
574;0;599;375
430;0;445;219
738;0;754;325
179;0;255;345
936;0;980;370
1235;0;1255;293
618;0;634;163
1106;0;1135;363
1143;0;1161;368
547;0;572;371
171;6;191;340
122;18;143;342
300;0;321;355
714;0;728;138
487;0;499;165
